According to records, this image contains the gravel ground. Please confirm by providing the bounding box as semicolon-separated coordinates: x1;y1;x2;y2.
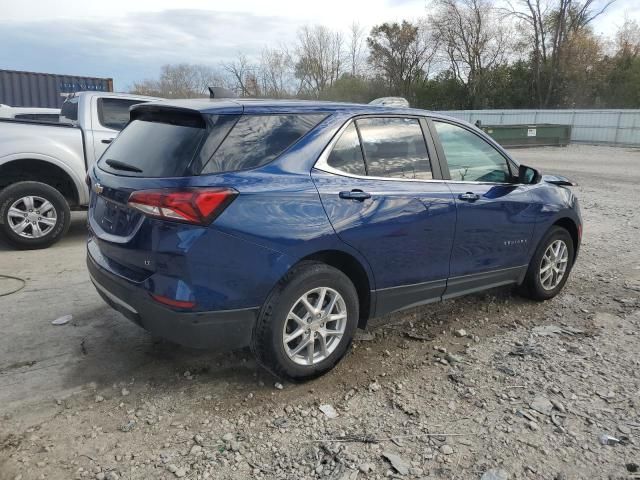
0;145;639;480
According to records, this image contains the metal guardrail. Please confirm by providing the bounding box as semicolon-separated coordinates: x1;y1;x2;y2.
438;109;640;147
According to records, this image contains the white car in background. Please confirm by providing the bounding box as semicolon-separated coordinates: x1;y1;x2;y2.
0;91;160;249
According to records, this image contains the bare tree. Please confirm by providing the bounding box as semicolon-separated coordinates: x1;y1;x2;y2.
432;0;510;107
367;20;439;97
222;54;259;97
130;64;228;98
348;22;367;77
294;25;346;98
616;17;640;57
504;0;617;106
258;47;295;98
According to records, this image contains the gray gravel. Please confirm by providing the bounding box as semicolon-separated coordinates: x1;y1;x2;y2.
1;145;639;479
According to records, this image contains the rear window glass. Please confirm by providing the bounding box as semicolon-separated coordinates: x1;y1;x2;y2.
98;112;325;177
201;114;327;174
98;98;145;131
97;112;236;177
60;97;78;123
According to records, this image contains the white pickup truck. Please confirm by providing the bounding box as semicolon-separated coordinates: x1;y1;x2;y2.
0;91;158;249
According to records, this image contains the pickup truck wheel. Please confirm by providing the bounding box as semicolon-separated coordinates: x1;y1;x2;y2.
0;181;71;250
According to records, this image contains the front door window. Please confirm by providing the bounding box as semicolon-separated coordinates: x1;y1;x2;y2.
433;121;511;183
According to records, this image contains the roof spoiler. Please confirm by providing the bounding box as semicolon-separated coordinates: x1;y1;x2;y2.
369;97;409;108
208;87;236;99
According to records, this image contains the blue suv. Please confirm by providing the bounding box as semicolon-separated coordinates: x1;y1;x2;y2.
87;99;581;380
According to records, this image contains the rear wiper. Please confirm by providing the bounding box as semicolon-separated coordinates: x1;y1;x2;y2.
105;159;143;173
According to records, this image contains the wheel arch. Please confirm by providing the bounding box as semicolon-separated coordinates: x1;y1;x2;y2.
552;217;580;261
0;157;81;206
297;249;373;328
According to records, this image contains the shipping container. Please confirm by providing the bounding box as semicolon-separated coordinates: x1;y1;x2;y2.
0;69;113;108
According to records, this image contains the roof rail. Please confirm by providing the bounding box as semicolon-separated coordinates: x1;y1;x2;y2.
369;97;409;108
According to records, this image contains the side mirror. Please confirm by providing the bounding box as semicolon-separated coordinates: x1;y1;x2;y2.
518;165;541;185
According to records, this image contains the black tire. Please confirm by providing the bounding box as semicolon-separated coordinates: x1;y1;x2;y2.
251;261;359;381
520;226;575;301
0;181;71;250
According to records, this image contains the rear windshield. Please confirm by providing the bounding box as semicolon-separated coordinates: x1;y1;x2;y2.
98;112;326;177
60;97;78;124
97;98;146;131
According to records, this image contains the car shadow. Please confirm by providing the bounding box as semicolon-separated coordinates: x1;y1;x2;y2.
60;285;533;404
60;304;266;400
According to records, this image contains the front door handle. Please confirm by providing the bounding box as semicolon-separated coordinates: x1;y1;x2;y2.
458;192;480;202
339;190;371;201
101;138;114;144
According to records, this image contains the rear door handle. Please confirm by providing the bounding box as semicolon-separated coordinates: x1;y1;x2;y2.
458;192;480;202
101;138;113;144
339;190;371;201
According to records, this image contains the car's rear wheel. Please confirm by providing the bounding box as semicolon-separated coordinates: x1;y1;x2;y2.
251;261;358;381
0;181;71;250
520;226;574;300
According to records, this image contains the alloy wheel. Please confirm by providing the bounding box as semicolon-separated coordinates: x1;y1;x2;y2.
539;239;569;290
7;196;58;239
282;287;347;366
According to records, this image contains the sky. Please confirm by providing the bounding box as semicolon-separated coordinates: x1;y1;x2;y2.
0;0;637;91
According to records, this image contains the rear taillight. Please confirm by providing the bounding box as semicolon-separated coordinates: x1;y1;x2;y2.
151;294;196;310
128;188;237;225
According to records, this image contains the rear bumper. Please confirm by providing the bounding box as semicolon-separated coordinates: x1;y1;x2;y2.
87;253;259;350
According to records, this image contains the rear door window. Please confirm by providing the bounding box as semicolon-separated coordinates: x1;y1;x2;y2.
98;98;146;131
356;117;432;180
201;114;326;174
326;123;367;176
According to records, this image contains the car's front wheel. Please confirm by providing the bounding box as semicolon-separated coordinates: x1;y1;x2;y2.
520;225;575;300
0;181;71;250
252;262;359;381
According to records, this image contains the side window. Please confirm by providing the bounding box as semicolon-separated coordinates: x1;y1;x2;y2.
98;98;144;131
202;114;326;174
326;123;367;176
356;117;432;180
433;121;511;183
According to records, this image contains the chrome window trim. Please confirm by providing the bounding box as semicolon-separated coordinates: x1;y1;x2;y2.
314;117;518;186
314;117;444;184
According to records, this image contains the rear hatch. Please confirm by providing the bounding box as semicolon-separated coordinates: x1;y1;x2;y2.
88;104;242;281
